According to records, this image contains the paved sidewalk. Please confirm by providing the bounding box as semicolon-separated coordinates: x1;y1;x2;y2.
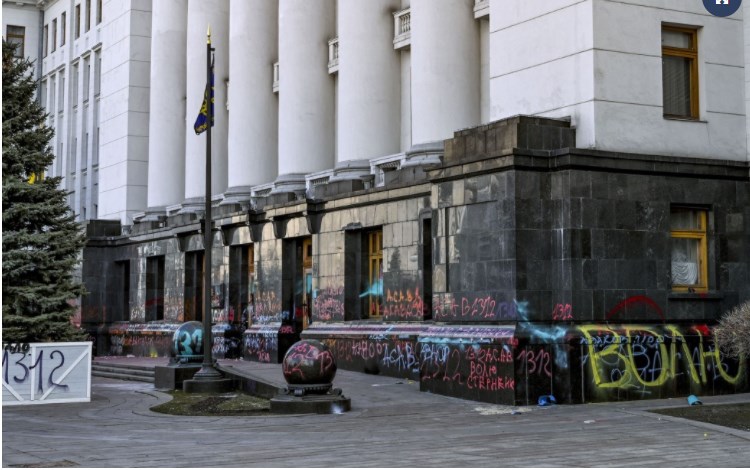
3;357;750;467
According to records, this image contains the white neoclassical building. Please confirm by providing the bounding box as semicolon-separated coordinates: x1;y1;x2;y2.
5;0;750;405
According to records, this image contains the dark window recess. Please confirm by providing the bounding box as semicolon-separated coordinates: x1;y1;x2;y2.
184;251;204;322
115;260;130;322
229;245;253;327
145;256;164;322
422;218;433;319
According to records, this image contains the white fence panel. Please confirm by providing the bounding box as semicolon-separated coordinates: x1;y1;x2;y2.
2;342;92;406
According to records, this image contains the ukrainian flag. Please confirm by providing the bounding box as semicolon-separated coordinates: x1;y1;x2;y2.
194;60;215;135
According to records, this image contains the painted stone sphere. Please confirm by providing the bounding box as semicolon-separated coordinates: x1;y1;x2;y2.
282;339;337;385
172;321;204;362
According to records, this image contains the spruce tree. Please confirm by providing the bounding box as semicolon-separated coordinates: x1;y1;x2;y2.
2;40;87;343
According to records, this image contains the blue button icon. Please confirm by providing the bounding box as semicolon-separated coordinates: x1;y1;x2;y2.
704;0;742;17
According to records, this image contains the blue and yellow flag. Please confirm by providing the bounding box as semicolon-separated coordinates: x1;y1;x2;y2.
194;60;215;135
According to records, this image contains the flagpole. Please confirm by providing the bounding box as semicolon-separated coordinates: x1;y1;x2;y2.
194;25;222;381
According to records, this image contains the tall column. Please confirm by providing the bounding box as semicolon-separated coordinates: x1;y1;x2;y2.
410;0;479;147
336;0;401;174
745;0;750;161
183;0;229;209
224;0;278;204
146;0;187;216
276;0;335;193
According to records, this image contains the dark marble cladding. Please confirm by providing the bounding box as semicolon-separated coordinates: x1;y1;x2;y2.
444;115;575;164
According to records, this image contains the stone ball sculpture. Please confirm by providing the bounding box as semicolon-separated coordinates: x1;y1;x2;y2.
282;339;337;386
171;321;204;362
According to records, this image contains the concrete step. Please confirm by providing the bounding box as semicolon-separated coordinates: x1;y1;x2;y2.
91;361;155;373
92;365;155;378
92;362;156;383
92;370;154;383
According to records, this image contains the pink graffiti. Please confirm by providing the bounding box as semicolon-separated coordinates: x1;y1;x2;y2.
552;303;573;321
313;287;345;321
382;288;424;320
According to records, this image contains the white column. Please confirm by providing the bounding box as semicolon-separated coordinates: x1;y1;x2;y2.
745;0;750;161
277;0;335;184
337;0;400;165
411;0;479;145
226;0;278;193
147;0;187;211
184;0;229;203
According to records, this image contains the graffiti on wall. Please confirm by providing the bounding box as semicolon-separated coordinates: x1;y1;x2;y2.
325;337;420;377
253;291;282;323
313;287;345;322
382;288;424;321
108;334;172;358
244;326;279;363
432;294;528;322
420;342;516;402
579;324;745;396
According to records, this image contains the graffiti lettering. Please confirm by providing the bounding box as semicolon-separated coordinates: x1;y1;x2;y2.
579;324;745;394
2;349;68;394
253;291;282;322
282;341;335;382
313;287;345;322
516;348;552;378
383;288;424;320
433;294;526;321
552;303;573;321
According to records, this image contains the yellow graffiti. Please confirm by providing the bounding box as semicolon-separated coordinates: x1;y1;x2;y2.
579;324;745;390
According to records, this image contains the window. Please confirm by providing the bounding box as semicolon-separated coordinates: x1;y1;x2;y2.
83;56;90;101
146;256;165;322
52;19;57;52
662;25;699;119
61;12;66;46
75;4;81;39
367;230;383;317
85;0;91;32
671;208;708;292
97;0;102;24
58;73;65;112
6;25;26;58
72;63;79;106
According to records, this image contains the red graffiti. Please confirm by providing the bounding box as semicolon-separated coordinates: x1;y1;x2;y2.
282;342;335;381
313;287;345;321
383;288;424;320
552;303;573;321
606;295;664;321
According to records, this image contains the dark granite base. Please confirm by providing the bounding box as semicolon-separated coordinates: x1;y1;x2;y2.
270;391;351;414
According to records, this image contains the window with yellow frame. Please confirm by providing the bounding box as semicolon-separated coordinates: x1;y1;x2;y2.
670;208;708;292
662;25;699;119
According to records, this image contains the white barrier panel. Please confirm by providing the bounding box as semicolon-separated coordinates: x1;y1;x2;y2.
2;342;92;406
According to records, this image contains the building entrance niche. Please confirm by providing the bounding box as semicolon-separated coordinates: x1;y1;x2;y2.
229;244;255;328
282;237;312;337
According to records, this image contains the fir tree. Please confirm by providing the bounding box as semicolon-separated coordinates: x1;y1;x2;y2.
2;40;87;343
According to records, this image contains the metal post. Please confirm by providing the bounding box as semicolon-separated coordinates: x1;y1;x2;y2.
193;27;221;381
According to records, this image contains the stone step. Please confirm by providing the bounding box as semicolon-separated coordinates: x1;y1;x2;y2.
92;370;154;383
91;361;155;373
92;365;155;378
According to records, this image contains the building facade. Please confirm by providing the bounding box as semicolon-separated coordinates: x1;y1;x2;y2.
5;0;750;404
